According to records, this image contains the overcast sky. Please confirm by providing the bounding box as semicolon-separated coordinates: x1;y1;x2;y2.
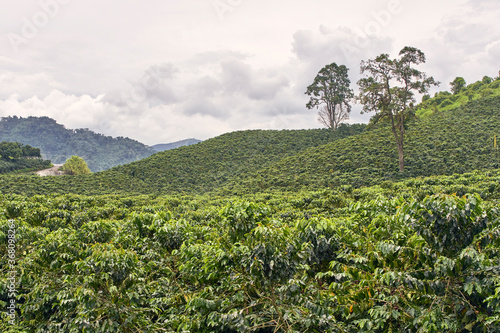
0;0;499;145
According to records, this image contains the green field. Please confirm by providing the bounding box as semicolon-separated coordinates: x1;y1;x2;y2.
2;79;500;332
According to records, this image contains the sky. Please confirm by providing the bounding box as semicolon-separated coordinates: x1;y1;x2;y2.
0;0;499;145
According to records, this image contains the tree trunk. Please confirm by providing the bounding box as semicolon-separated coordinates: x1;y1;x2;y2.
389;113;405;172
396;140;404;172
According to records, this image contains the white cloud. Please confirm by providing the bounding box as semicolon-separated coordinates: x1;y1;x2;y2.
0;0;498;146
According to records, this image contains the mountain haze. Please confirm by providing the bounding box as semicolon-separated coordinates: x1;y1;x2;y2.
151;138;202;152
0;116;155;171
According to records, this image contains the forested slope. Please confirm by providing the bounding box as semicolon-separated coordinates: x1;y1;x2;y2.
0;116;155;171
0;142;52;174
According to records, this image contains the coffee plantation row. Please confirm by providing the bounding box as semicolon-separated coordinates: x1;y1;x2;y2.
1;170;500;332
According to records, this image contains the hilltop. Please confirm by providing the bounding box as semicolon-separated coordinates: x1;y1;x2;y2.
227;95;500;193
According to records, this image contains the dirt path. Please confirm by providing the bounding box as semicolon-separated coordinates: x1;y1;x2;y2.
35;164;65;176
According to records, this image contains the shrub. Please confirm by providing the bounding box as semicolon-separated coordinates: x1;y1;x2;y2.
60;155;91;175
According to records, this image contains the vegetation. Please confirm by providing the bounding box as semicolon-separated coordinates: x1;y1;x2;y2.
357;46;439;172
0;116;155;171
0;142;51;174
450;76;466;94
1;65;500;331
2;172;500;331
0;95;500;196
416;73;500;118
60;156;92;175
233;95;500;195
0;125;366;196
305;63;354;130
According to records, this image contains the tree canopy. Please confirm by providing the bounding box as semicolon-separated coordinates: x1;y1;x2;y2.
305;63;354;130
357;46;439;171
61;155;92;175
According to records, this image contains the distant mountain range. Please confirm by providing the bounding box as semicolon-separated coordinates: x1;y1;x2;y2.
0;116;200;172
151;138;202;152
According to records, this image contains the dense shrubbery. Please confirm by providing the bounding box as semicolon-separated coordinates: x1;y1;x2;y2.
1;177;500;331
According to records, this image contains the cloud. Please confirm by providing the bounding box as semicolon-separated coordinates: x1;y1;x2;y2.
292;25;394;78
419;1;500;89
0;0;497;146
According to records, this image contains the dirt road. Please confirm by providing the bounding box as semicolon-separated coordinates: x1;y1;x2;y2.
35;164;65;176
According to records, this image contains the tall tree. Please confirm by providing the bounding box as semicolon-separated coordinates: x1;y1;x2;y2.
358;47;439;172
305;63;354;130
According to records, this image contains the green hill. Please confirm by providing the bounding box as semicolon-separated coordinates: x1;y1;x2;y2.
0;124;365;195
0;116;155;172
229;96;500;193
1;93;500;197
416;74;500;118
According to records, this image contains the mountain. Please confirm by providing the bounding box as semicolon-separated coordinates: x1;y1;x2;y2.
151;138;202;152
0;116;155;172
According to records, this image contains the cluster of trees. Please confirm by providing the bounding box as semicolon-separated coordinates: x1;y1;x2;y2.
1;171;500;331
60;156;92;175
306;47;439;172
0;142;51;174
0;142;41;160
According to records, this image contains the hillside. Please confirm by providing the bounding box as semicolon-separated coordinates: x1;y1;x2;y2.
0;116;155;171
151;138;202;152
416;74;500;118
1;94;500;197
0;124;366;195
228;96;500;193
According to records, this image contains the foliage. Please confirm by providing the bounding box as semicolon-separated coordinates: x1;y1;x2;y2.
1;178;500;331
416;72;500;117
305;63;354;130
0;116;155;171
357;46;439;171
60;156;92;175
450;77;466;94
0;142;51;174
